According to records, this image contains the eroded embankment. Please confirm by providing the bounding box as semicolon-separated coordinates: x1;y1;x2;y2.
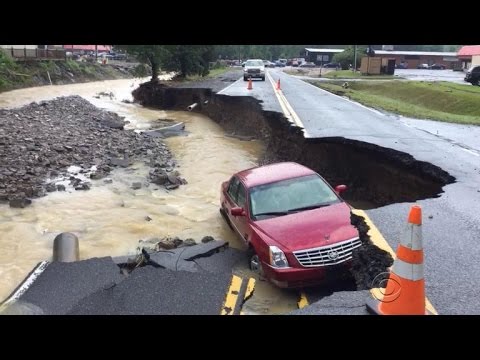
133;82;456;291
133;82;455;209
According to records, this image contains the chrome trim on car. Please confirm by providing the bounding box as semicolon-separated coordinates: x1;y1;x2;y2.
264;263;292;269
293;237;362;267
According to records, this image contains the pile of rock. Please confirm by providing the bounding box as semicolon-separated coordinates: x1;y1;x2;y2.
0;96;183;208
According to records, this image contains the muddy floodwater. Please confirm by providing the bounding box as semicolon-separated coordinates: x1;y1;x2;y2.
0;78;298;314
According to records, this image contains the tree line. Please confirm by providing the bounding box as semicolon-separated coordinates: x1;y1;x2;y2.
116;45;461;81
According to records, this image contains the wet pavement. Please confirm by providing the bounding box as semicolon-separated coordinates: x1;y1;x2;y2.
290;290;370;315
394;69;467;84
2;242;254;315
173;68;244;93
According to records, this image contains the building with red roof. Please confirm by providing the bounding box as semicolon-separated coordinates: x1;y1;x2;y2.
457;45;480;69
63;45;112;52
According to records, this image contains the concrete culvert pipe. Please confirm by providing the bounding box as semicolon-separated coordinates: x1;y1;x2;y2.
53;233;79;262
187;103;198;111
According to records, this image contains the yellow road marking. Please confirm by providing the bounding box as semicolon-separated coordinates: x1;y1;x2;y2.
298;292;309;309
353;209;438;315
244;278;256;300
240;278;256;315
266;71;305;129
221;275;243;315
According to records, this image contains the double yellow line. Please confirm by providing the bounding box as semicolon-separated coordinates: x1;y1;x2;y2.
266;71;305;130
221;275;256;315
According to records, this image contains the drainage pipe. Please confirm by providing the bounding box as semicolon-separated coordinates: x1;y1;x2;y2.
53;233;79;262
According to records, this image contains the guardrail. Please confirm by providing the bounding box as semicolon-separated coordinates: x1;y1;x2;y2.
4;47;66;61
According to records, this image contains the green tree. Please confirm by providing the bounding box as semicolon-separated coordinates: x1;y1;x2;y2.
160;45;215;78
212;45;314;61
333;46;366;70
115;45;215;81
115;45;166;81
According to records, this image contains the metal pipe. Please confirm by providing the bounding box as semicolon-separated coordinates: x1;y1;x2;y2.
187;103;198;111
53;233;79;262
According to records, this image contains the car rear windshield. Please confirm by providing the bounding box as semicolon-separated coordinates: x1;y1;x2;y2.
245;60;263;67
249;174;340;219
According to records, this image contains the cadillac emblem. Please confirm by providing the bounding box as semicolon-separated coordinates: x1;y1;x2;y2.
328;250;339;260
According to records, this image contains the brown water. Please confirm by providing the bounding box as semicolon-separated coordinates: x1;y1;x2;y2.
0;78;298;314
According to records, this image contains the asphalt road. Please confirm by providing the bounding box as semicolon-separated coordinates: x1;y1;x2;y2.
5;243;252;315
221;68;480;314
394;68;467;84
284;67;469;85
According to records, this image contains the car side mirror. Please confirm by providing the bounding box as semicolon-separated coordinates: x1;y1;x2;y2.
230;207;245;217
335;185;347;194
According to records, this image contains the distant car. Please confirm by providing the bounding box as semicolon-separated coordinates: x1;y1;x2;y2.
323;62;340;68
105;52;126;60
429;64;446;70
274;61;286;67
299;62;316;68
263;60;276;68
465;65;480;86
219;162;361;288
417;63;429;69
395;63;407;69
243;59;265;81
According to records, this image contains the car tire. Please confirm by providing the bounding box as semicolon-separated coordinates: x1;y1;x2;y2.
248;247;264;277
243;76;248;81
261;77;265;81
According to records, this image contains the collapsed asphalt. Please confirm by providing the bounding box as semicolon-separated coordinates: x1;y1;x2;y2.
2;68;468;316
133;67;480;314
2;241;251;315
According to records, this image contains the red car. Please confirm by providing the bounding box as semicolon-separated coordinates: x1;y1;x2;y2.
220;162;361;288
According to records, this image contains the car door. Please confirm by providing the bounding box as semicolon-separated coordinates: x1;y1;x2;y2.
224;177;251;243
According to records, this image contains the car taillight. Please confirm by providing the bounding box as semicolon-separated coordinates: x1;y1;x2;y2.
269;246;289;268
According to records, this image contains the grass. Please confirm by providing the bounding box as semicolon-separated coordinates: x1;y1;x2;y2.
309;80;480;125
322;70;396;79
65;59;81;72
0;51;135;93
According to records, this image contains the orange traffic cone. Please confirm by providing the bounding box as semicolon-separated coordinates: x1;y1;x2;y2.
247;78;253;90
276;79;281;90
366;205;432;315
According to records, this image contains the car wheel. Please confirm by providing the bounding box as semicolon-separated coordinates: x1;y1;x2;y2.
249;249;264;277
243;76;248;81
261;77;265;81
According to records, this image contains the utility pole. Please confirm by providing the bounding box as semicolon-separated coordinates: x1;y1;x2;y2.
95;44;98;61
353;45;357;72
